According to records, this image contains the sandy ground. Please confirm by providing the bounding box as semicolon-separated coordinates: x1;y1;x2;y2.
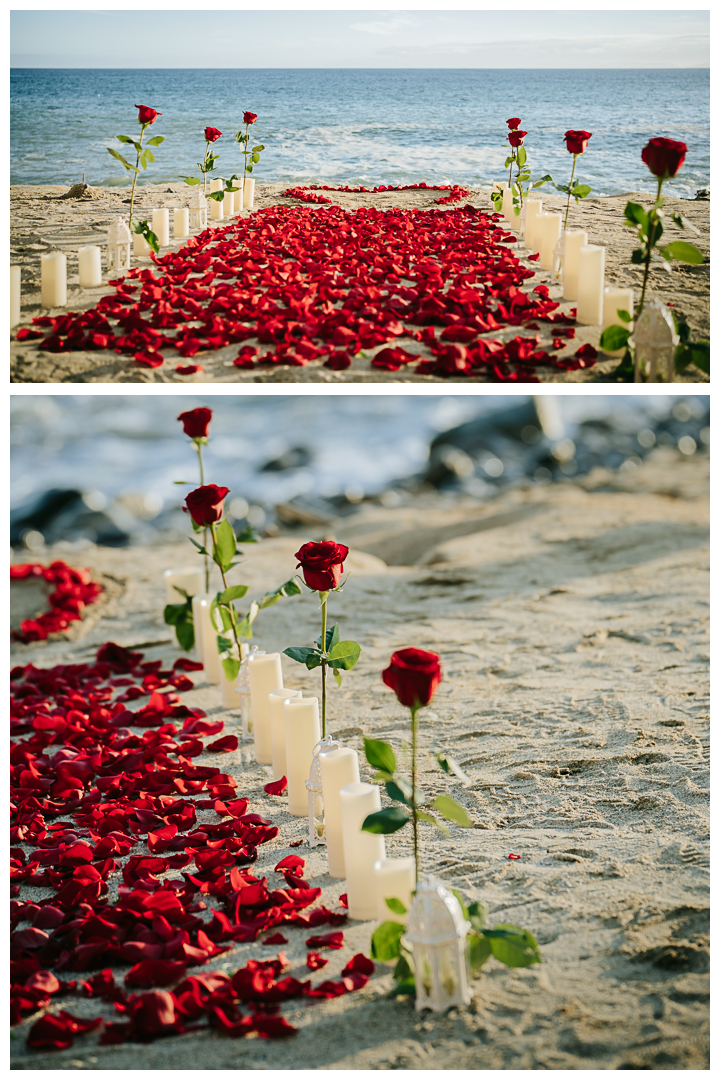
10;182;709;385
10;447;709;1069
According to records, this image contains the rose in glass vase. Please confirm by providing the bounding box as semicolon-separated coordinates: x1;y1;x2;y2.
106;103;165;252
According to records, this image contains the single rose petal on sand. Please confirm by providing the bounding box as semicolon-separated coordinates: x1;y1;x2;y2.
264;776;287;796
305;931;344;950
306;952;328;970
175;364;205;375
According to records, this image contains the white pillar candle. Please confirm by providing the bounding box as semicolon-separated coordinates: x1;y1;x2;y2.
196;595;222;682
501;186;514;224
523;199;542;251
339;782;386;920
210;196;224;221
133;231;150;257
577;245;605;325
374;856;416;923
173;208;189;239
223;190;234;217
601;287;634;356
220;642;250;709
562;230;588;301
319;747;360;877
269;687;302;778
248;652;283;763
284;697;321;815
41;252;67;308
242;178;255;209
10;266;21;329
539;213;562;271
191;593;210;667
78;245;102;288
152;209;170;247
164;567;204;605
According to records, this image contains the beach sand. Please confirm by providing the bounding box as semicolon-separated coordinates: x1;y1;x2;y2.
10;446;709;1069
10;182;709;384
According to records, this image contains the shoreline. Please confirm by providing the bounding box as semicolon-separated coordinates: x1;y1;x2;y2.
10;182;710;384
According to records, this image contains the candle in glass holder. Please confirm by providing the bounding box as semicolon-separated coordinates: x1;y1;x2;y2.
339;782;386;919
577;245;605;325
41;252;67;308
284;697;321;815
195;595;222;682
11;266;21;328
220;642;249;708
523;199;542;251
540;213;562;271
562;230;588;300
242;178;255;209
173;208;189;239
374;856;416;923
78;246;102;288
152;209;170;247
319;747;360;877
269;687;302;778
501;186;514;224
163;566;204;605
601;287;634;355
248;652;283;763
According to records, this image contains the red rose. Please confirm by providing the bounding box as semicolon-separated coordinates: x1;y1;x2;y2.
507;130;527;148
295;541;349;592
382;648;442;710
205;127;222;143
177;407;212;439
243;112;258;125
564;129;592;155
185;484;230;527
641;137;687;179
506;117;521;130
135;104;161;126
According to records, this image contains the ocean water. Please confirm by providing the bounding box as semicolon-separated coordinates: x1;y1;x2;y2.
10;68;709;198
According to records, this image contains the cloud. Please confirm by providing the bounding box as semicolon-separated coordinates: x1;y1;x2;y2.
350;19;415;37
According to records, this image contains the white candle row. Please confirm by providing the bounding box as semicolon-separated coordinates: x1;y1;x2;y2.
209;177;256;221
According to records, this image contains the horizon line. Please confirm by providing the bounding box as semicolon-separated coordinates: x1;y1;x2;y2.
10;64;710;70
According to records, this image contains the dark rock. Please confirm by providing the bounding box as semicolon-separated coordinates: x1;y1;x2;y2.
261;446;312;472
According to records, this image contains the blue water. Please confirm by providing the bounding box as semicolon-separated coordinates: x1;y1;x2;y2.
10;68;709;198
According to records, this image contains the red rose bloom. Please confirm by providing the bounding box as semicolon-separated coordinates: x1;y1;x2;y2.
507;130;527;148
295;541;349;592
382;648;442;710
641;137;687;179
564;129;592;155
135;104;161;126
205;127;222;143
506;117;522;130
177;407;212;439
185;484;230;527
243;112;258;125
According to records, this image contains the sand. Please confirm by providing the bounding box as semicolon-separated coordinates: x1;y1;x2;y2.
10;446;709;1069
10;182;709;385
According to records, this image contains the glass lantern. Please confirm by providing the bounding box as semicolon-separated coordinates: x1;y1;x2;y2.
630;298;679;383
404;877;471;1012
189;188;208;231
234;645;264;740
106;218;132;274
517;201;527;242
306;734;340;847
552;229;567;282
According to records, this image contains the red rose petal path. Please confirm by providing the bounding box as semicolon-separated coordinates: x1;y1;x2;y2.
11;562;104;644
18;197;596;381
11;639;373;1052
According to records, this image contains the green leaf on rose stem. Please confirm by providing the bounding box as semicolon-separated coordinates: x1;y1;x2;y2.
516;145;527;168
143;227;160;254
147;135;165;146
484;925;542;967
436;752;471;786
532;174;553;188
571;184;591;199
143;148;155;164
252;145;265;152
217;604;234;632
216;634;233;653
214;519;237;571
316;623;340;652
116;135;135;144
371;920;405;962
218;584;249;604
221;656;241;682
684;341;710;374
624;202;648;228
251;153;260;164
661;240;705;264
652;218;664;243
467;900;488;931
107;148;132;169
385;897;408;916
630;247;647;265
362;807;410;835
139;157;147;170
432;795;473;827
599;325;631;352
175;617;195;652
386;777;414;807
246;164;253;174
208;191;225;202
553;182;570;195
417;809;449;834
364;737;397;775
333;668;342;688
327;640;361;670
373;770;395;783
235;614;253;639
468;931;492;973
189;537;208;555
283;645;323;669
504;156;513;169
163;603;185;627
616;309;632;323
184;177;202;186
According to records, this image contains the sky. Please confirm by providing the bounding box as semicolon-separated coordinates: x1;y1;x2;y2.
9;8;710;68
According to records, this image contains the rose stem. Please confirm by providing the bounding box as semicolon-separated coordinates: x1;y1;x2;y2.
563;154;578;232
128;122;147;232
203;139;210;195
320;591;328;738
194;440;210;592
638;176;664;317
209;521;242;656
411;704;419;884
